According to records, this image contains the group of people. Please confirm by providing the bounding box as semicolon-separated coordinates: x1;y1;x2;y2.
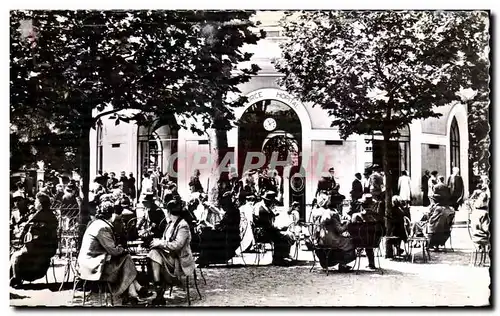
9;162;490;304
421;167;465;211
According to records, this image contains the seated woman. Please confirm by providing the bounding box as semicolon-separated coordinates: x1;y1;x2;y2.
386;196;410;257
196;192;241;267
253;191;295;266
348;194;384;269
10;192;58;288
147;200;196;306
77;201;150;305
309;194;355;272
470;183;490;247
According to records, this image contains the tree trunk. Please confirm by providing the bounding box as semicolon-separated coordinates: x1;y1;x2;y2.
78;125;91;248
207;128;229;206
381;134;394;258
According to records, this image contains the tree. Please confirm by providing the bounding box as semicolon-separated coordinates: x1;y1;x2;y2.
11;10;264;231
276;10;489;256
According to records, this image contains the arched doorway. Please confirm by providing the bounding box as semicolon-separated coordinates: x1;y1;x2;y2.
137;116;179;185
450;117;460;171
238;99;305;215
369;125;411;193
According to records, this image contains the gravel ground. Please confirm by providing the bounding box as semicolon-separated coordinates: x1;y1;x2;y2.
10;243;490;307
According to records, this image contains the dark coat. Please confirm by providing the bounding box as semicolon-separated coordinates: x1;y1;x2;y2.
10;208;58;282
447;175;465;206
189;176;204;193
350;179;363;201
315;177;336;197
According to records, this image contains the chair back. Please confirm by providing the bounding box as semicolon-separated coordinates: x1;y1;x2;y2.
403;216;412;239
239;211;249;239
347;221;385;249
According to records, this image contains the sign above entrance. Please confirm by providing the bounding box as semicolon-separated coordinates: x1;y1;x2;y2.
246;89;302;109
240;88;312;132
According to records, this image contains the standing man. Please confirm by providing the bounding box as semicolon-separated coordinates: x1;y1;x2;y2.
350;172;364;214
369;164;385;201
107;172;118;191
447;167;465;212
315;167;342;211
119;171;130;197
428;171;439;206
422;170;430;206
189;169;204;194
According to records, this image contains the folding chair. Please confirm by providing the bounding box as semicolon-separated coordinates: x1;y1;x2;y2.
347;221;385;274
168;269;203;306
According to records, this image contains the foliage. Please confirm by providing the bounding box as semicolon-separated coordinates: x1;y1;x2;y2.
277;10;489;140
10;10;264;219
276;11;489;251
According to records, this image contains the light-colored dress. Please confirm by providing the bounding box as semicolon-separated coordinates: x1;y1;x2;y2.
398;175;412;201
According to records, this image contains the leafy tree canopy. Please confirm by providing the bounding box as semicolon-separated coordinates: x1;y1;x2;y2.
276;10;489;139
10;10;265;171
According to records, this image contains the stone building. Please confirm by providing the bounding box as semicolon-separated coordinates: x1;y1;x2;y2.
89;11;469;219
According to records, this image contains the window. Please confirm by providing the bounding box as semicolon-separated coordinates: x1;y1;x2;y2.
96;124;103;172
450;118;460;171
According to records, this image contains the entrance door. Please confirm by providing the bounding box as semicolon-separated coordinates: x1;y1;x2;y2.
372;140;401;193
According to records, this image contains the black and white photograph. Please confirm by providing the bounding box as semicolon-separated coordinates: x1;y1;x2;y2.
9;8;491;307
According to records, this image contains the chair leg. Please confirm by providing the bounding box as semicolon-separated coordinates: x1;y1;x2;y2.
199;267;207;285
325;251;330;276
376;248;383;275
169;286;173;297
82;280;87;306
52;260;58;284
186;276;191;306
98;283;103;306
193;269;202;300
309;249;317;272
71;276;79;304
106;282;114;306
59;261;70;292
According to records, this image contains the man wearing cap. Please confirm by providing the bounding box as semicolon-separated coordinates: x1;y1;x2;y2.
369;165;385;201
253;191;294;265
239;170;257;205
315;167;341;210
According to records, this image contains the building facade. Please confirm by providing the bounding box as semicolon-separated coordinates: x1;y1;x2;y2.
89;12;469;217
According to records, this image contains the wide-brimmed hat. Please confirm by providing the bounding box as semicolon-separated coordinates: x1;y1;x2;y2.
358;193;374;204
261;191;277;202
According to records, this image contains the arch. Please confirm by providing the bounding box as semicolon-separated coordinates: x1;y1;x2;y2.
261;131;297;151
136;114;179;185
96;123;103;173
235;88;313;132
450;117;460;171
445;102;469;196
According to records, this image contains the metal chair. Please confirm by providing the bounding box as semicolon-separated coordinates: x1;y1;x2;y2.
251;226;274;265
348;221;385;274
405;218;431;263
466;200;490;267
168;269;202;306
72;273;114;306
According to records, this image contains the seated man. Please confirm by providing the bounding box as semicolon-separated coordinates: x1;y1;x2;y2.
309;194;355;272
253;191;295;266
148;200;196;306
349;194;384;269
77;201;150;305
10;192;58;288
426;204;455;249
470;184;490;248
